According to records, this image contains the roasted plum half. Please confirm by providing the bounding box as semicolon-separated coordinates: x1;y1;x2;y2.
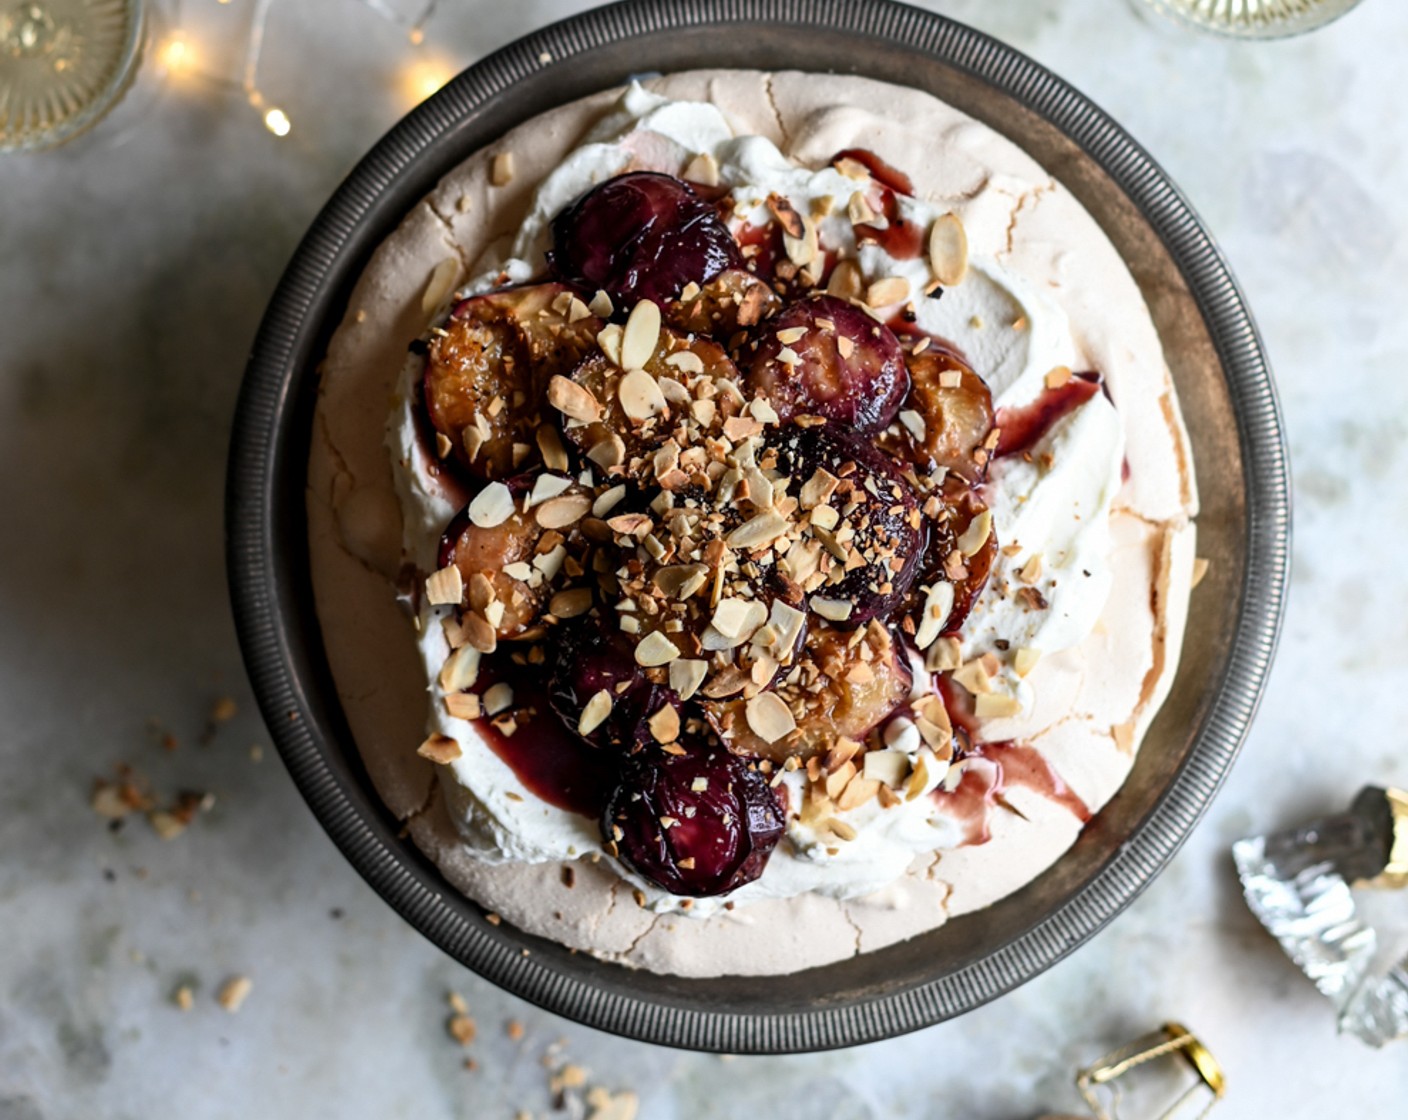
707;622;913;763
743;295;909;433
603;745;785;896
768;422;925;626
561;326;742;463
438;471;593;643
903;345;996;482
665;267;781;340
548;172;742;306
424;284;601;479
548;619;682;752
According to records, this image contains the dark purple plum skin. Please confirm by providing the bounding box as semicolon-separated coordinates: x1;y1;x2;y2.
548;172;742;307
548;619;681;752
603;746;785;897
744;295;909;433
768;423;925;625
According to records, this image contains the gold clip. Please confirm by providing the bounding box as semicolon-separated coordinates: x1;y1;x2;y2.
1074;1022;1225;1120
1364;787;1408;889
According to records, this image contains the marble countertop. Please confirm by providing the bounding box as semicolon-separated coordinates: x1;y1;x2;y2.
3;0;1407;1116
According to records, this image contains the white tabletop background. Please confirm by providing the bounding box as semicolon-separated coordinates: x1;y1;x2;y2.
3;0;1407;1116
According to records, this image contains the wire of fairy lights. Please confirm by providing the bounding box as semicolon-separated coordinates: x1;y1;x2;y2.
156;0;451;137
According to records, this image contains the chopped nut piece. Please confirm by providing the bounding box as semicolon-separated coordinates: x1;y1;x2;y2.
418;733;462;764
174;984;194;1011
425;565;465;606
586;433;626;469
865;276;909;308
827;259;863;301
1113;721;1137;753
490;151;514;186
1018;554;1044;585
669;659;708;701
952;658;994;695
462;612;497;654
837;777;881;811
665;349;705;374
745;692;797;744
1191;556;1210;588
899;409;926;442
588;289;614;317
435;431;454;459
634;631;681;667
547;375;603;423
825;818;858;841
711;597;765;640
468;481;516;529
448;1013;477;1045
216;976;252;1013
783;213;820;268
483;682;515;716
618;369;668;421
927;212;969;286
445;692;482;720
579;690;613;736
1045;365;1073;390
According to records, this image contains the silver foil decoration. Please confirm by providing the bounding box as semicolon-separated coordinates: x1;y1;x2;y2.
1233;786;1408;1047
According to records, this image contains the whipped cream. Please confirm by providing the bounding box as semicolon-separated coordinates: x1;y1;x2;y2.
387;85;1125;916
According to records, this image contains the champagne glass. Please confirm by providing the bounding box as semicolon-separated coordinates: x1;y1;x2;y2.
1141;0;1365;38
0;0;145;152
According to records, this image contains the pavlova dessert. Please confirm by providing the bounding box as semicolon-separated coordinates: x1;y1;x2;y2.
309;71;1198;977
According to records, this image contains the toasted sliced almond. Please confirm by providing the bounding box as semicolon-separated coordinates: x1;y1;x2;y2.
462;612;497;654
712;598;766;640
837;777;881;811
913;582;956;649
1045;365;1073;390
579;690;613;736
825;818;858;842
745;692;797;744
425;565;464;606
863;750;910;787
810;597;853;622
1013;647;1041;678
684;151;719;186
620;300;662;371
951;658;994;696
418;733;462;764
468;481;516;529
783;213;819;268
799;467;839;510
725;510;789;551
956;510;993;557
669;658;708;701
665;350;704;374
422;257;461;314
588;289;614;318
536;425;569;471
865;276;909;308
974;693;1022;720
547;375;602;423
586;433;626;470
827;259;863;301
634;631;681;667
524;473;572;509
618;369;667;421
483;682;514;716
445;692;482;720
1018;553;1044;585
1192;556;1210;588
439;645;482;692
927;212;968;286
535;492;591;529
925;635;962;673
550;587;593;618
847;191;876;225
647;704;681;744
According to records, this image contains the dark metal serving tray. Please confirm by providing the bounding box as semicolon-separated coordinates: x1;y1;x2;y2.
226;0;1289;1053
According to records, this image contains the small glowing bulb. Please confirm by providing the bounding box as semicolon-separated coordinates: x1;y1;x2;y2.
403;58;455;106
161;36;189;71
263;107;291;137
408;27;425;45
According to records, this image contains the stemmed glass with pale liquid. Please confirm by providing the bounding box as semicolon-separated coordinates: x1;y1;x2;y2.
1143;0;1364;37
0;0;145;152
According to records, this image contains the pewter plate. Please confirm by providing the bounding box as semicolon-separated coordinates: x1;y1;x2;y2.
226;0;1289;1052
